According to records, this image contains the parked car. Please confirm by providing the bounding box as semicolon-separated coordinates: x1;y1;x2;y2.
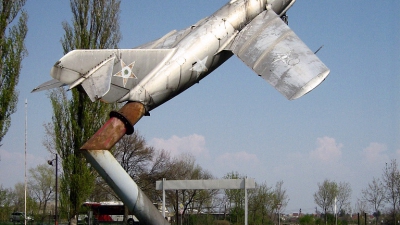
10;212;34;222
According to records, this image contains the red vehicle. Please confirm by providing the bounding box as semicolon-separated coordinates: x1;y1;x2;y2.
81;202;139;225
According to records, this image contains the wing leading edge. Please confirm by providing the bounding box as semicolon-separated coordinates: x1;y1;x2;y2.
227;9;330;100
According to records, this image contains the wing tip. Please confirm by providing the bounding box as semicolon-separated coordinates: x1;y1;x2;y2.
289;69;330;100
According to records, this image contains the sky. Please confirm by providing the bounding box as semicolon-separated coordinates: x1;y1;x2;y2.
0;0;399;215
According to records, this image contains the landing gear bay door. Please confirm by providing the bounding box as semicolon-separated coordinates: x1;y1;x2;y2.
227;9;330;100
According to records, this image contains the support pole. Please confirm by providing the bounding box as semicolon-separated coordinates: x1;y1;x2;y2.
162;178;166;219
245;178;248;225
80;102;168;225
55;154;58;225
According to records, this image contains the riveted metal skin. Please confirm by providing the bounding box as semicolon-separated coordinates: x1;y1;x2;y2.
80;102;145;150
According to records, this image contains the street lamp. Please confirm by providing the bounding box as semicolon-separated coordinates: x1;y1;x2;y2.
48;154;58;225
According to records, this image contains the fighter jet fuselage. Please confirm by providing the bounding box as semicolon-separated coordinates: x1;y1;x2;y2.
34;0;328;115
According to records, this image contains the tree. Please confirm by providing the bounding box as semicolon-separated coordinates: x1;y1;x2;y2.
9;182;37;214
354;198;368;216
28;164;55;222
382;160;400;225
362;177;385;224
44;0;121;223
0;0;28;145
272;181;289;220
336;181;351;216
165;153;216;225
0;185;14;221
224;171;245;224
314;179;338;225
114;132;155;190
248;182;273;225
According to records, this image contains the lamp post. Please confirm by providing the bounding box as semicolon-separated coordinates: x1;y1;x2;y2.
48;154;58;225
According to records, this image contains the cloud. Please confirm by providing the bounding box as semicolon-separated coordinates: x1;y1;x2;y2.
150;134;208;158
309;136;343;162
362;142;388;164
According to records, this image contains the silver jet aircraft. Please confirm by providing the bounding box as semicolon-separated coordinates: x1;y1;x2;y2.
33;0;329;114
33;1;330;224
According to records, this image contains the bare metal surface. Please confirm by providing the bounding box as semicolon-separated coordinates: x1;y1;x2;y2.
80;102;145;150
228;9;330;99
34;0;328;112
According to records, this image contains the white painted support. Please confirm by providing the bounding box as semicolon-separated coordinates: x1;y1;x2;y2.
82;150;169;225
156;178;255;225
162;178;166;219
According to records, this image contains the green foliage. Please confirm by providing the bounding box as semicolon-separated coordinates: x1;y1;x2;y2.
45;0;122;221
299;214;315;225
229;206;244;225
0;186;13;221
187;214;215;225
0;0;28;145
314;179;338;224
213;220;230;225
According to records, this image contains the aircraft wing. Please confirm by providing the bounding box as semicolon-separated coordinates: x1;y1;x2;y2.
31;79;66;92
227;9;330;100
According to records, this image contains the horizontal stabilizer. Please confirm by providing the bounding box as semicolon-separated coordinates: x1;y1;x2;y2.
33;48;175;103
228;9;330;100
31;79;65;93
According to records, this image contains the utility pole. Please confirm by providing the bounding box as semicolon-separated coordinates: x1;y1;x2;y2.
48;154;58;225
24;99;27;225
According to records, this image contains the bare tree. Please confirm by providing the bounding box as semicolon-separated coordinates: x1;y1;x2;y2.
382;160;400;225
362;177;385;224
336;181;352;215
271;181;289;222
28;164;55;222
114;132;155;188
112;132;156;225
168;154;215;223
354;198;368;215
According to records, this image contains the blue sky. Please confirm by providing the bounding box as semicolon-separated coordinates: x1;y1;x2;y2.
0;1;399;214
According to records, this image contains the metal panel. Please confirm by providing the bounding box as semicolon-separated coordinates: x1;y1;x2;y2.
229;9;330;100
31;79;65;92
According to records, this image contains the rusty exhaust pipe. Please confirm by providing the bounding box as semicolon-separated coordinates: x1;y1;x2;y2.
81;102;146;150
